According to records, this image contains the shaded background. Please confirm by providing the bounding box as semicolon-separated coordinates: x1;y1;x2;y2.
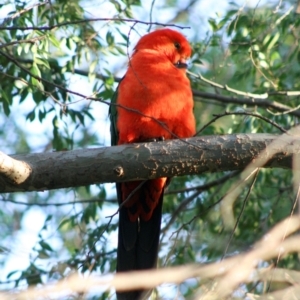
0;0;299;299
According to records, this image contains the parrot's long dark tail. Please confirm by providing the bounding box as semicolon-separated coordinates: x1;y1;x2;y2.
116;182;164;300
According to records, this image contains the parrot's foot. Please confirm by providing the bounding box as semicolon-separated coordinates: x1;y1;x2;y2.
143;136;165;143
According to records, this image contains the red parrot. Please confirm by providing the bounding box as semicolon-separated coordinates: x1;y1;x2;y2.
110;28;196;300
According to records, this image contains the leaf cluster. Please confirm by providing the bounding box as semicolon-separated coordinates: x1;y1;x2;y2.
0;0;300;299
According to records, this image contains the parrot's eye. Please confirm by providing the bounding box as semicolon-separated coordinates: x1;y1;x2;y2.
174;42;181;49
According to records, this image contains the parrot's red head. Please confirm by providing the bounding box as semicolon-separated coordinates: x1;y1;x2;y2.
134;28;192;69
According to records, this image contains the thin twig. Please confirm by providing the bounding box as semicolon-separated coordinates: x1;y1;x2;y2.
163;171;241;233
7;1;49;20
0;197;116;206
191;75;300;118
0;18;190;31
0;35;46;49
212;111;288;134
166;170;240;195
222;169;259;259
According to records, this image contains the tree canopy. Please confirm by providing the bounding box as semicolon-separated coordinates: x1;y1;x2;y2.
0;0;300;299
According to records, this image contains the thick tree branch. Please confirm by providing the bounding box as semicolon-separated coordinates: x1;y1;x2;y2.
0;151;31;185
0;134;299;193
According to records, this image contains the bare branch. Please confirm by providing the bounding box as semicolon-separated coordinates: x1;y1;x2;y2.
162;171;241;233
221;128;300;229
190;71;269;99
1;216;300;299
191;71;300;117
0;134;299;193
0;49;103;104
193;89;300;118
222;169;259;259
212;111;288;133
0;151;31;185
0;196;115;207
205;216;300;298
0;35;46;49
3;1;49;21
166;170;240;194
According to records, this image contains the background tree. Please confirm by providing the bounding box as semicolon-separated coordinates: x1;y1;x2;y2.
0;0;300;299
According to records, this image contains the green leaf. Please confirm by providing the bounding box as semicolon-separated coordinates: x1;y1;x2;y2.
106;31;115;46
208;18;218;32
39;240;53;252
38;109;46;122
48;34;61;49
34;58;50;69
26;109;35;121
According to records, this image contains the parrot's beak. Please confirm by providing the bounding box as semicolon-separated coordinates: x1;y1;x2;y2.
174;58;189;69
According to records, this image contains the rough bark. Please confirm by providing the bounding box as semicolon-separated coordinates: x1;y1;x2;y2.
0;134;299;193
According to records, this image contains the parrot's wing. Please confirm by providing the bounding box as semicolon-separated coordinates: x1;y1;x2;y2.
109;78;122;147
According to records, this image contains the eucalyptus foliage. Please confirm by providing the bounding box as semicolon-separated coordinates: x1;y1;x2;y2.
0;0;299;298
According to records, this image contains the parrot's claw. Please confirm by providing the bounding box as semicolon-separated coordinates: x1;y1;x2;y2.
143;136;165;143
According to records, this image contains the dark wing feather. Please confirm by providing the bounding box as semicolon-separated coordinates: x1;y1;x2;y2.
109;78;122;147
